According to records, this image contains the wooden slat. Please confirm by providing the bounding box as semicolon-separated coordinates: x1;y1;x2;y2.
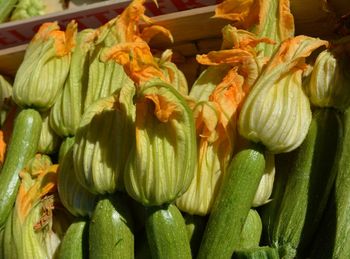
0;6;227;77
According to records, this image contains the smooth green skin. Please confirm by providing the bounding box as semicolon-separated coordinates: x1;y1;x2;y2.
0;108;42;228
89;195;134;259
232;246;280;259
197;145;266;259
0;0;18;22
238;209;263;250
58;220;89;259
310;108;350;258
261;108;342;258
145;204;192;259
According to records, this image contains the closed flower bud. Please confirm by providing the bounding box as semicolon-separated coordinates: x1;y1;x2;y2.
73;84;136;194
239;36;328;153
157;49;189;95
252;152;275;207
50;29;97;137
13;21;76;111
305;49;350;110
58;139;97;217
38;111;61;155
83;17;133;110
124;80;197;206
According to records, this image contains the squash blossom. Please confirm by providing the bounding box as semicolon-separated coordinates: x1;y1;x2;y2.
156;49;189;96
50;28;97;138
83;17;134;111
101;0;196;206
58;138;97;217
13;21;76;111
2;154;60;259
37;111;61;155
305;48;350;111
73;85;136;194
252;151;275;207
175;25;270;215
238;36;328;153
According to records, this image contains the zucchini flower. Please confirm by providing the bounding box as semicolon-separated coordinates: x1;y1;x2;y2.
175;26;269;215
156;49;189;96
2;154;60;259
73;84;136;194
305;48;350;111
252;152;275;207
13;21;76;112
123;79;197;205
83;17;134;111
215;0;295;57
58;138;97;217
50;28;97;137
101;0;196;206
0;75;12;113
37;111;61;155
238;36;328;153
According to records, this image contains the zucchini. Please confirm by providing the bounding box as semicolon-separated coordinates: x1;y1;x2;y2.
58;220;89;259
310;107;350;258
197;145;266;259
145;204;192;259
238;209;263;250
89;194;134;259
260;108;342;258
232;246;280;259
0;109;42;228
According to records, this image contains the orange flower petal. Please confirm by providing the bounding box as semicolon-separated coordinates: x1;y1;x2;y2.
214;0;260;29
145;94;178;123
141;25;173;43
196;49;252;66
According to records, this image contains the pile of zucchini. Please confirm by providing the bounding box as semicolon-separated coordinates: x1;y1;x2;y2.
0;0;350;258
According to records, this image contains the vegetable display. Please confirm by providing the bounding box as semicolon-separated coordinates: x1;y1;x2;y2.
0;0;349;258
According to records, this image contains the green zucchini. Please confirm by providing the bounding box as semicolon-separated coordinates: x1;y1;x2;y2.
310;107;350;258
89;194;134;259
145;204;192;259
0;108;42;228
197;145;266;259
238;209;263;250
58;220;89;259
260;108;342;258
232;246;280;259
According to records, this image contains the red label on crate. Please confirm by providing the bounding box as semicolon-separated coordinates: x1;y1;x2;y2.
0;0;221;50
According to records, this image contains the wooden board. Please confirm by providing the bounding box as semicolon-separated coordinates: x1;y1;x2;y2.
0;5;228;78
